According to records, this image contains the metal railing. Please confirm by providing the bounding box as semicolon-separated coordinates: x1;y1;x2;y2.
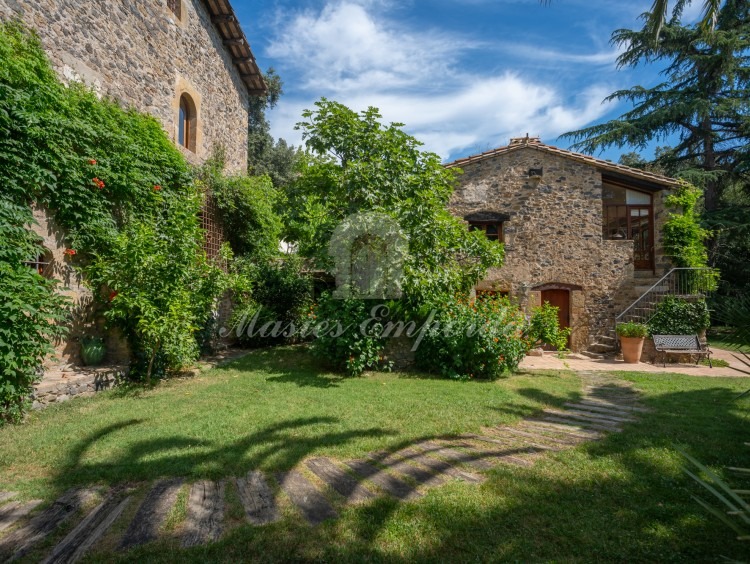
615;267;718;329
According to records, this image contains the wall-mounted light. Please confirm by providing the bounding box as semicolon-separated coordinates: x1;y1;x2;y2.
528;167;543;181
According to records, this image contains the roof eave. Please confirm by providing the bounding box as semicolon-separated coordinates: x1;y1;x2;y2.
445;142;679;189
201;0;267;97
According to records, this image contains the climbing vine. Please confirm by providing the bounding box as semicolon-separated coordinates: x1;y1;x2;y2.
0;22;225;408
663;181;711;268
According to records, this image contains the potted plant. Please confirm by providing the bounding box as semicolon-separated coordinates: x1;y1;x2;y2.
81;336;106;366
616;322;648;363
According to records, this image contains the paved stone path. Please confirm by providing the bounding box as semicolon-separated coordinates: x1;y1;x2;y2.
0;372;646;562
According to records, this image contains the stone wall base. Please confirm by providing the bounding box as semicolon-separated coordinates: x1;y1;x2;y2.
383;336;415;370
32;365;128;410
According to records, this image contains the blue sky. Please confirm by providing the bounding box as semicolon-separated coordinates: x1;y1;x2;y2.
232;0;703;163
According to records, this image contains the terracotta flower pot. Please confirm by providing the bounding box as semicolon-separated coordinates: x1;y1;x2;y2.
620;336;645;364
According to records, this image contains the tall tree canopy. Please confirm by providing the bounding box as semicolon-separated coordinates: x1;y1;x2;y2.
283;99;503;309
563;0;750;212
645;0;724;38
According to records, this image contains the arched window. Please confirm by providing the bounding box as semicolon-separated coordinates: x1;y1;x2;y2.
178;93;196;152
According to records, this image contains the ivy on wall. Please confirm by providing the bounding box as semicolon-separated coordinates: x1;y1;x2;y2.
0;22;226;416
663;181;711;268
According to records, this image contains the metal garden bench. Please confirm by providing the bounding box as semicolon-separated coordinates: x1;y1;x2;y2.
652;334;712;368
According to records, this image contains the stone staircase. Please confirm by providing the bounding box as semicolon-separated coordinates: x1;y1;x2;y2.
585;268;716;358
0;373;646;562
585;271;663;358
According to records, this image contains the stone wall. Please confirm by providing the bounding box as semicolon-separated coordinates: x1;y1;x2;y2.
30;205;131;368
0;0;250;172
32;365;127;409
449;145;672;352
2;0;256;371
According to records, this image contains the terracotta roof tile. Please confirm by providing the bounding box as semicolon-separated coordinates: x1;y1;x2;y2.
445;137;678;187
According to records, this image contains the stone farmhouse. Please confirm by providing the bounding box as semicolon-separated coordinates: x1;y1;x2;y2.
447;136;679;354
0;0;266;370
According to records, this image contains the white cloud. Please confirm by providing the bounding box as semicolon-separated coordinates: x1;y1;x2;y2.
269;76;614;161
265;1;619;161
267;2;473;93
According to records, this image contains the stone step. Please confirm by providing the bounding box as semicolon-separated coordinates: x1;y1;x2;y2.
545;407;636;425
521;419;604;439
517;423;598;444
414;441;495;471
277;471;338;526
374;458;446;489
468;431;561;452
563;402;642;418
456;441;535;468
305;459;375;504
536;414;621;433
0;500;43;533
497;426;585;447
345;460;421;501
633;270;661;279
42;494;131;564
389;448;485;484
596;335;617;344
587;343;616;354
234;471;281;525
181;480;224;548
0;488;98;562
580;350;607;360
119;478;183;550
575;398;650;413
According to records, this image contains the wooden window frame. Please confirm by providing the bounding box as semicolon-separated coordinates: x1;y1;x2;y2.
468;221;504;243
178;93;197;153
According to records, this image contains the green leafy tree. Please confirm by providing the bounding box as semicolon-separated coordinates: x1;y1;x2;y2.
663;182;712;267
564;0;750;213
286;99;504;310
644;0;723;38
0;22;225;400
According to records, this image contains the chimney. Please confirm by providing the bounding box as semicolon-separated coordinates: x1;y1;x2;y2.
508;133;541;146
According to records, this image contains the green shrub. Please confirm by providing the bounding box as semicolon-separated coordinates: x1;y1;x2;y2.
647;296;711;336
229;256;313;347
85;194;225;381
616;322;649;338
0;201;70;424
527;302;571;351
311;294;392;376
415;295;529;380
200;153;282;261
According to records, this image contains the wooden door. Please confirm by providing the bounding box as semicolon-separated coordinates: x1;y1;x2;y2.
541;289;570;349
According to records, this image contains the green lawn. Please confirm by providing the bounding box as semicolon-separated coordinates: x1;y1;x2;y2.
2;348;749;562
707;326;750;353
0;347;580;500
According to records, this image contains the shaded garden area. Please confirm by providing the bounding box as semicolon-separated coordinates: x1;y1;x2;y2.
0;348;748;561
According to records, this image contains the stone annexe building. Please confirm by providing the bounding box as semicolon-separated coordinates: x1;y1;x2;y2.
0;0;265;385
447;136;679;354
